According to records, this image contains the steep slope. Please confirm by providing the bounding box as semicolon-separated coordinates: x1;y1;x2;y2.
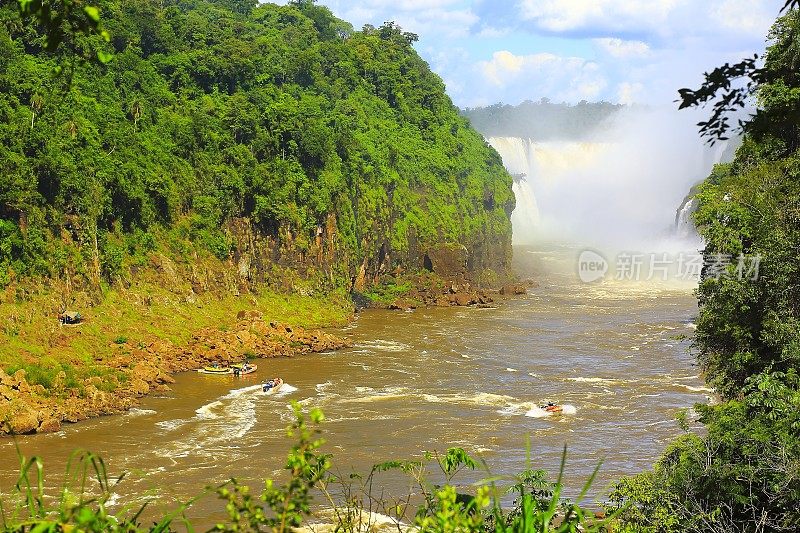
0;0;514;291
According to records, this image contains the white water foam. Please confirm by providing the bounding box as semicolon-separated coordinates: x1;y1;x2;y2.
272;383;298;396
157;384;265;458
677;384;713;393
354;340;411;353
525;404;578;418
566;377;631;386
155;419;189;432
127;408;156;417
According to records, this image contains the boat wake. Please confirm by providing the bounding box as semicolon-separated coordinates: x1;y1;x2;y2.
525;404;578;418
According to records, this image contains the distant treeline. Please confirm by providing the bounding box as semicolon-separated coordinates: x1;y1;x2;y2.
461;99;624;140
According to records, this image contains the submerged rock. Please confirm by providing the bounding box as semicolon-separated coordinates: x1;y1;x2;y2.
500;284;527;296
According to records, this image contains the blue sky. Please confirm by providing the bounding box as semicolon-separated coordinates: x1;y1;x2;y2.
279;0;785;108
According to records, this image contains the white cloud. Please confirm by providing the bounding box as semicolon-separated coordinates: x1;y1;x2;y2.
710;0;776;38
391;8;479;39
477;50;606;101
476;25;512;38
312;0;478;39
518;0;682;34
593;38;650;58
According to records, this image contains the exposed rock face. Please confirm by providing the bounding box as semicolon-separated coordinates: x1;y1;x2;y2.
0;315;349;436
423;244;468;279
219;214;513;296
10;413;38;434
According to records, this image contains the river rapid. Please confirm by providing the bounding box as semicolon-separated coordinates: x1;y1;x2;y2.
0;245;710;527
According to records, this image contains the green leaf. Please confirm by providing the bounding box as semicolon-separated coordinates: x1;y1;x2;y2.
97;50;113;64
84;6;101;23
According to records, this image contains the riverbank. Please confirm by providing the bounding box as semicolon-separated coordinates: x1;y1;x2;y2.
0;260;527;435
0;262;355;435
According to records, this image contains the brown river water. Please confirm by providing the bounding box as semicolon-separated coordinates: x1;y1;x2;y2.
0;245;711;527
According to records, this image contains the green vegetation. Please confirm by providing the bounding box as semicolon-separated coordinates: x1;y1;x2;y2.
608;7;800;532
0;271;352;393
461;99;623;141
0;0;513;291
362;277;413;305
1;404;613;532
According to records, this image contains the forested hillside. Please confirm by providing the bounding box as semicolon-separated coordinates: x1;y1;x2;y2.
0;0;514;291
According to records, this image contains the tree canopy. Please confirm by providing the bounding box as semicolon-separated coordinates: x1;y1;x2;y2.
0;0;514;287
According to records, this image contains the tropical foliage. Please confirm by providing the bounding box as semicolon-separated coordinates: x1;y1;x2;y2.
0;0;514;289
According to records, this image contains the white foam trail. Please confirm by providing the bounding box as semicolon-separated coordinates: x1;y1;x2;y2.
221;384;263;399
525;404;577;418
274;384;298;396
195;400;223;419
566;377;630;385
525;406;551;418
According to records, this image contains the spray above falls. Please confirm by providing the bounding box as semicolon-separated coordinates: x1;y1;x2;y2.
483;107;731;250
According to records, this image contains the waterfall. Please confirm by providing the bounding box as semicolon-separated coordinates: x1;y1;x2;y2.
674;137;737;240
486;109;734;250
487;137;540;244
674;197;698;238
488;137;608;245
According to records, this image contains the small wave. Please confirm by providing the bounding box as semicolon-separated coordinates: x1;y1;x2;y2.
221;384;263;400
354;340;411;352
156;418;188;431
195;400;223;419
316;381;333;393
678;384;713;393
343;391;409;404
127;408;156;417
505;367;518;372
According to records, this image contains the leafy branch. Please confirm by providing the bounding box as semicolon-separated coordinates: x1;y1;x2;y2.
678;1;800;143
15;0;112;63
